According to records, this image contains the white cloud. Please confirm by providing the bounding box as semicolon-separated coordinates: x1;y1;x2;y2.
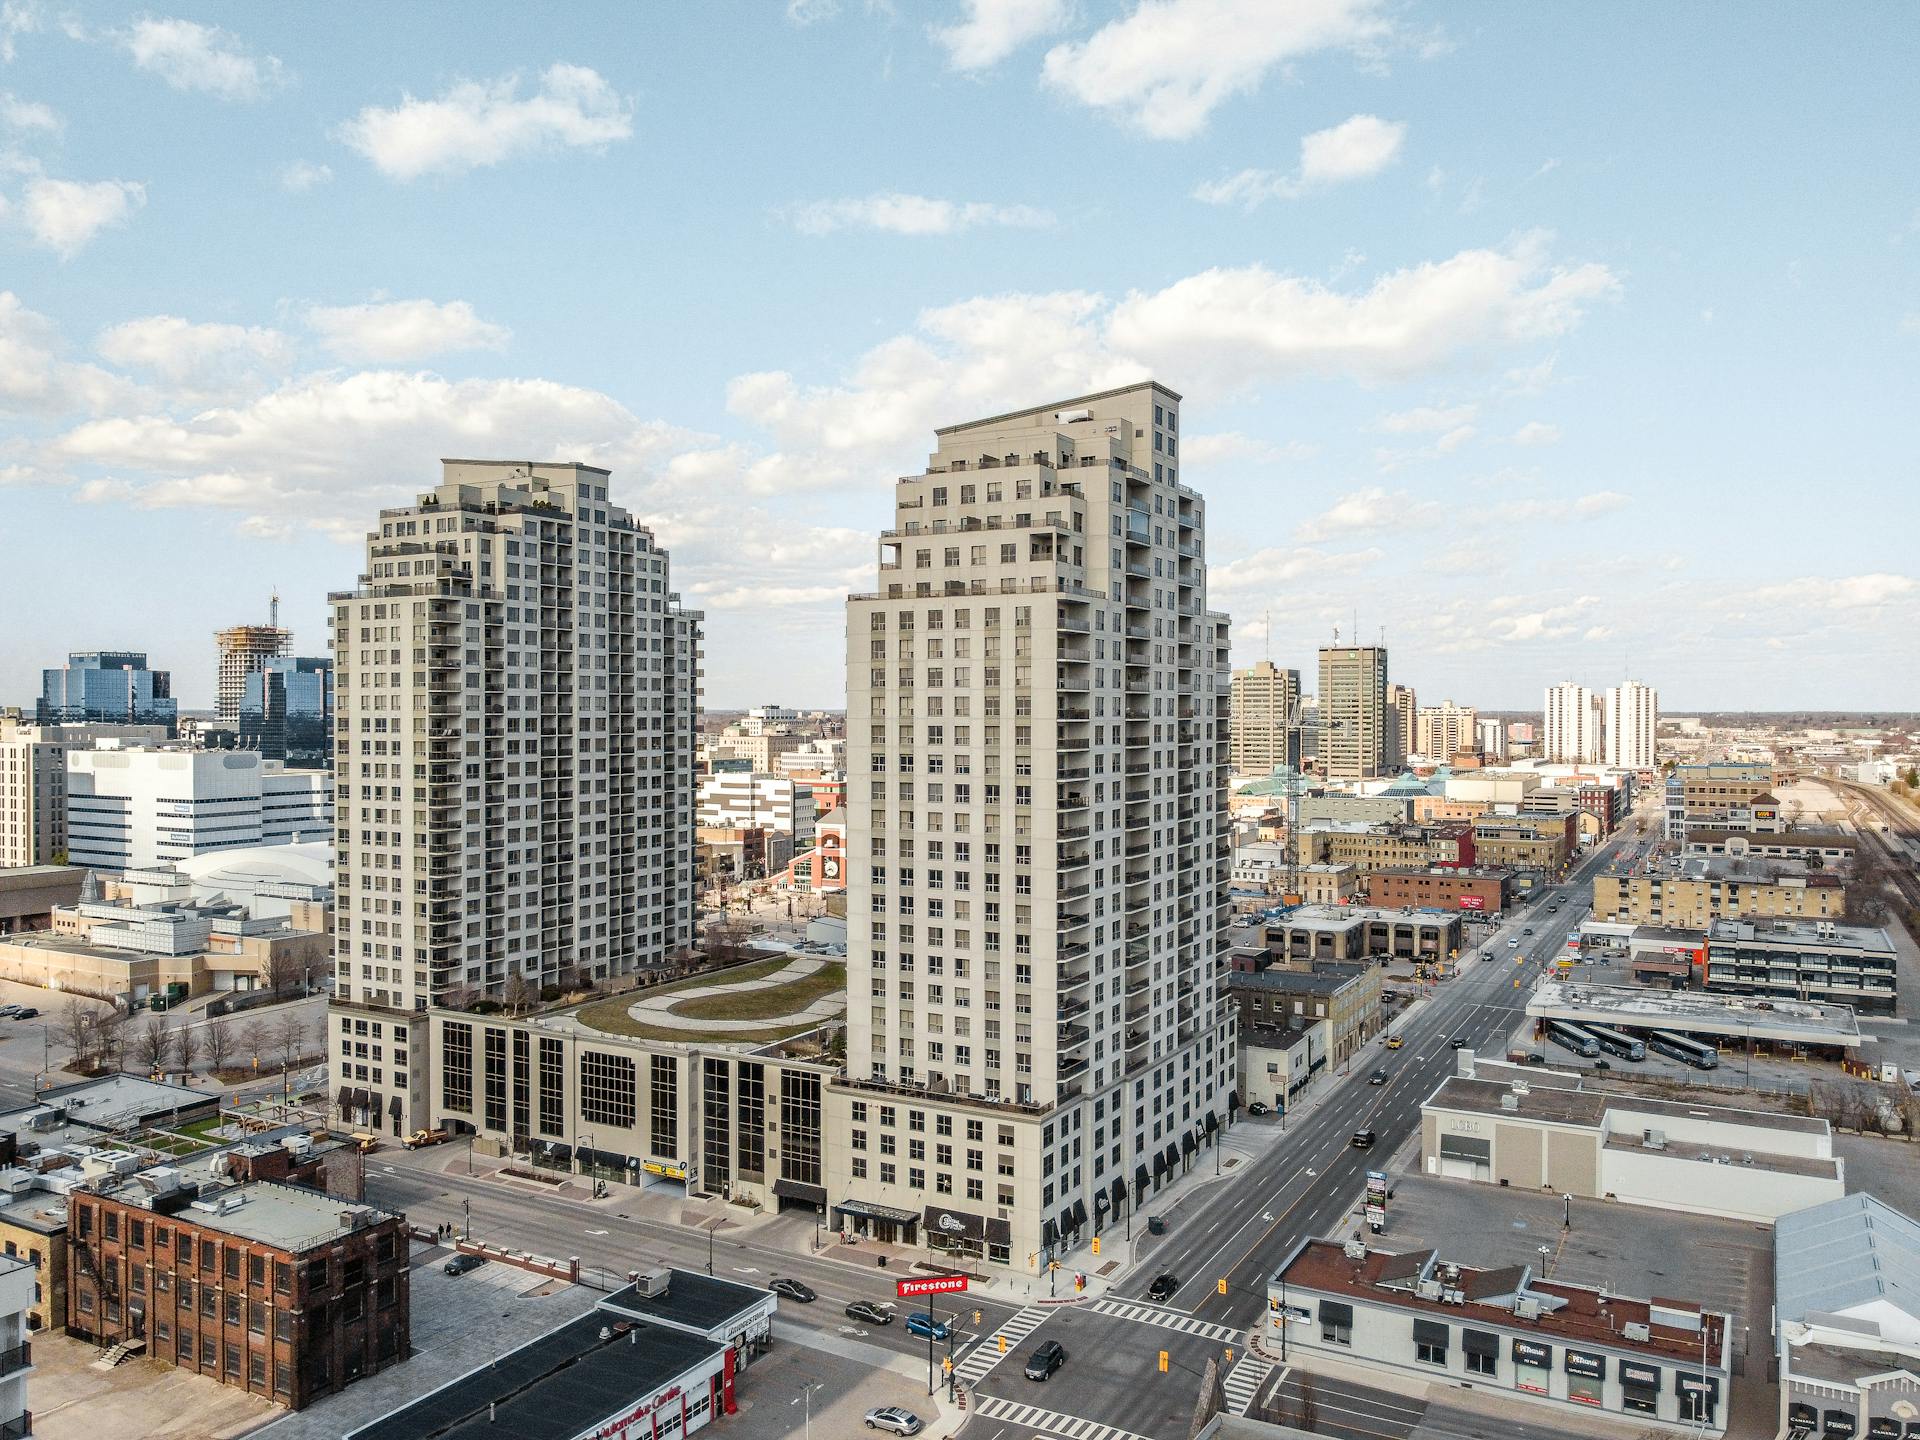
1434;423;1476;453
1509;420;1560;446
337;64;633;181
278;160;332;193
1211;543;1381;592
1;91;57;131
786;192;1054;236
1501;355;1557;396
1043;0;1393;140
693;581;855;609
120;17;284;101
0;290;139;415
1745;574;1916;611
18;176;145;256
1900;312;1920;336
786;0;841;22
1378;402;1475;433
1571;490;1629;517
1294;487;1439;541
933;0;1072;70
1178;430;1316;465
1195;114;1405;208
1;1;40;63
95;314;292;396
305;299;510;363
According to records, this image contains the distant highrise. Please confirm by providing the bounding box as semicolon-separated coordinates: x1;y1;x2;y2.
328;459;702;1137
238;655;335;768
214;601;292;725
1415;700;1478;760
1319;647;1389;780
0;719;171;865
1230;660;1301;775
1476;718;1506;761
1385;682;1416;767
37;652;177;735
1604;681;1659;769
1543;682;1603;764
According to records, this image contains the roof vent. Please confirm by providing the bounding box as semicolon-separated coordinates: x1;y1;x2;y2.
1623;1321;1652;1342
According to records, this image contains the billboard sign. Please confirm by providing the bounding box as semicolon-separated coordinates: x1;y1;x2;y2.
896;1274;969;1298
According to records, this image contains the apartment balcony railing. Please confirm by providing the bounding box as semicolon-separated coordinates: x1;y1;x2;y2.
0;1341;29;1378
0;1411;31;1439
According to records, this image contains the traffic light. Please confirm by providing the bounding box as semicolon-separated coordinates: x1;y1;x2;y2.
1217;1278;1228;1295
973;1309;982;1326
1225;1347;1235;1364
1158;1350;1169;1373
943;1355;952;1374
997;1334;1007;1354
1091;1236;1101;1256
1268;1298;1279;1313
1049;1259;1060;1271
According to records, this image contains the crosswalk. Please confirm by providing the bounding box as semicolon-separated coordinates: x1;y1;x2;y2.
972;1394;1155;1440
952;1304;1050;1386
1088;1297;1243;1346
1222;1351;1282;1415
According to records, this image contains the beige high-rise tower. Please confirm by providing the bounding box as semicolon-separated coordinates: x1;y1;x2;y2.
831;383;1236;1270
214;600;291;726
1320;646;1390;780
327;460;702;1136
1230;660;1301;776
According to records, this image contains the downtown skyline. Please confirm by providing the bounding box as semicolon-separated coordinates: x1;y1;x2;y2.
1;2;1916;711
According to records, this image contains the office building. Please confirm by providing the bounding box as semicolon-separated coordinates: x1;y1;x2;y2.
67;1169;409;1410
1226;959;1380;1065
1365;866;1512;913
1704;917;1896;1014
1475;718;1505;761
1384;680;1415;769
1603;680;1658;770
37;651;177;735
1255;905;1463;965
238;656;335;769
1664;761;1776;840
1;719;163;867
1542;682;1602;765
65;748;331;872
1414;700;1478;760
694;772;815;844
1273;1236;1731;1432
1593;857;1844;928
1775;1194;1920;1440
215;604;292;725
835;383;1236;1271
327;459;701;1138
1229;660;1300;776
1471;814;1576;874
1319;648;1389;780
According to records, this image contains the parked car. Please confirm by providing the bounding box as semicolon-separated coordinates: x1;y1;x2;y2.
0;1005;20;1019
1524;1052;1546;1065
904;1312;950;1340
1351;1130;1377;1149
863;1407;923;1435
846;1300;894;1325
444;1253;487;1276
1024;1339;1068;1381
770;1278;816;1303
1147;1274;1180;1303
403;1127;450;1149
11;1007;35;1020
1246;1101;1271;1116
1368;1069;1389;1085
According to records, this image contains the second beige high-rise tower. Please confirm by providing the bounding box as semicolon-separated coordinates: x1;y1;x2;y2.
832;383;1235;1270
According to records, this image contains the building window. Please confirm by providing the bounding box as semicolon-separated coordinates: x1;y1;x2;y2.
649;1056;679;1159
580;1051;637;1130
1466;1349;1494;1375
483;1027;508;1131
736;1063;766;1179
1416;1340;1446;1366
780;1069;823;1187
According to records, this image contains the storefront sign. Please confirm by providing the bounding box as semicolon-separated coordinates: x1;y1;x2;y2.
596;1384;683;1439
1619;1361;1662;1392
1564;1349;1607;1381
1458;895;1486;909
922;1204;985;1244
642;1160;688;1180
896;1274;968;1298
1511;1338;1552;1367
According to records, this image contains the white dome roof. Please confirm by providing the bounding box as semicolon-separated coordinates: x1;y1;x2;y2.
176;840;333;892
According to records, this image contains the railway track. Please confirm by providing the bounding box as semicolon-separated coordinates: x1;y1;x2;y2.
1833;778;1920;913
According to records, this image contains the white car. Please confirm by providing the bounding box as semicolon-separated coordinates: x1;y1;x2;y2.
1508;937;1521;948
865;1408;924;1435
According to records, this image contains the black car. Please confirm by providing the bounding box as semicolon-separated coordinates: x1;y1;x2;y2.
1247;1101;1271;1116
771;1278;817;1303
1368;1069;1389;1085
1024;1339;1067;1381
1449;1037;1469;1050
1351;1129;1377;1149
444;1253;487;1276
846;1300;894;1325
12;1007;35;1020
1147;1274;1180;1303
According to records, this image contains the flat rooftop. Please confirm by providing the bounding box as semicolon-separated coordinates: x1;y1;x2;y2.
94;1177;399;1252
1428;1073;1833;1146
347;1309;722;1440
600;1270;771;1333
1270;905;1458;930
2;1072;210;1135
1685;828;1856;849
1231;963;1370;996
1526;979;1863;1047
1707;917;1895;953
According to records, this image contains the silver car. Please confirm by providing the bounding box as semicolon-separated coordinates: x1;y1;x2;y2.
865;1407;924;1435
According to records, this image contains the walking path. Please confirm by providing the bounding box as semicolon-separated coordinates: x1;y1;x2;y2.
623;956;843;1033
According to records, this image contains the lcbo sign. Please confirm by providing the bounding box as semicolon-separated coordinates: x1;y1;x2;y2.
896;1274;969;1298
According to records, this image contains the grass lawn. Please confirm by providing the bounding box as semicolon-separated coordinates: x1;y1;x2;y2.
597;1018;826;1045
673;963;845;1022
571;959;845;1043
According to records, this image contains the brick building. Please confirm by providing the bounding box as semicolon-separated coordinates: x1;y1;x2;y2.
66;1161;409;1410
1364;866;1513;913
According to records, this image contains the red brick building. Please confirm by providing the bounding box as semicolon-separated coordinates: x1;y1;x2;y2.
1365;866;1513;913
66;1159;409;1410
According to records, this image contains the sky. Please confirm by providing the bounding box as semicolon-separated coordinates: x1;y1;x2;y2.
1;1;1916;714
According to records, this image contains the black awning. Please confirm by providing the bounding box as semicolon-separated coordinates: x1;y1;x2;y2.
1042;1219;1060;1249
985;1216;1011;1246
772;1178;828;1206
1824;1414;1859;1440
1228;1090;1241;1111
1865;1419;1898;1440
1204;1111;1219;1136
1134;1163;1149;1195
1564;1349;1607;1380
1461;1329;1499;1357
1093;1191;1109;1214
1181;1132;1196;1156
1162;1143;1179;1170
835;1198;919;1224
923;1204;984;1243
387;1092;402;1119
1071;1198;1089;1230
1789;1406;1819;1426
1619;1360;1661;1391
335;1085;352;1112
1412;1318;1449;1346
1318;1299;1353;1326
1059;1206;1077;1236
1152;1151;1168;1176
1676;1373;1721;1402
1109;1177;1127;1214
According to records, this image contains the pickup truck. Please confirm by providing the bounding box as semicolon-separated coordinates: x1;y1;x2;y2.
403;1128;451;1150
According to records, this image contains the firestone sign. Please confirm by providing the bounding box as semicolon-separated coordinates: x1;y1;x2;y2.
896;1274;969;1298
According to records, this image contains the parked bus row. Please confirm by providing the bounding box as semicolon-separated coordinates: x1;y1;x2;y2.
1537;1019;1718;1070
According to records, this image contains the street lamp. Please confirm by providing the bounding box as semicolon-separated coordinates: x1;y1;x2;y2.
798;1381;823;1440
575;1130;595;1185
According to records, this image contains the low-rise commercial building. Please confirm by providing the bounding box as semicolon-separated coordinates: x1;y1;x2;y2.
1682;830;1857;868
1774;1194;1920;1440
1228;960;1380;1065
1237;1016;1329;1115
1472;815;1575;875
1296;795;1412;826
1272;1236;1731;1433
0;864;84;937
66;1170;409;1410
1420;1057;1844;1222
1305;822;1475;871
1704;917;1897;1015
1594;857;1845;928
1364;866;1513;914
1258;906;1463;965
1665;761;1777;840
695;772;816;845
1526;979;1864;1055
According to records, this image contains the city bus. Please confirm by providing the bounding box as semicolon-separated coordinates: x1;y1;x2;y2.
1647;1029;1719;1070
1581;1023;1646;1061
1545;1020;1600;1059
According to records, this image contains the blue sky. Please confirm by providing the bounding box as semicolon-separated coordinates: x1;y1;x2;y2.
2;1;1915;712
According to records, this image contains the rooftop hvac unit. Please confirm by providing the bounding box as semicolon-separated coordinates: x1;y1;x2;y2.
1622;1322;1652;1342
635;1267;671;1299
1501;1094;1519;1112
1343;1237;1368;1261
1643;1129;1667;1150
1514;1298;1541;1320
1443;1289;1466;1306
1442;1264;1461;1282
1417;1279;1443;1300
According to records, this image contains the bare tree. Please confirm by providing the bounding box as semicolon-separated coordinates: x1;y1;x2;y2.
177;1023;201;1073
502;973;535;1017
267;947;306;995
202;1021;233;1075
53;996;96;1071
94;1008;130;1073
135;1017;172;1074
269;1014;308;1072
239;1018;266;1069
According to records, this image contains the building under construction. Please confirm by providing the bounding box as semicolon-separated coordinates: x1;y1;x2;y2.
215;595;291;725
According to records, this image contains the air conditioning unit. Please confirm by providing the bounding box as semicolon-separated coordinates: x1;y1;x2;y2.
1623;1322;1652;1342
1417;1280;1443;1300
1643;1129;1666;1150
1514;1298;1541;1320
1443;1289;1466;1306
